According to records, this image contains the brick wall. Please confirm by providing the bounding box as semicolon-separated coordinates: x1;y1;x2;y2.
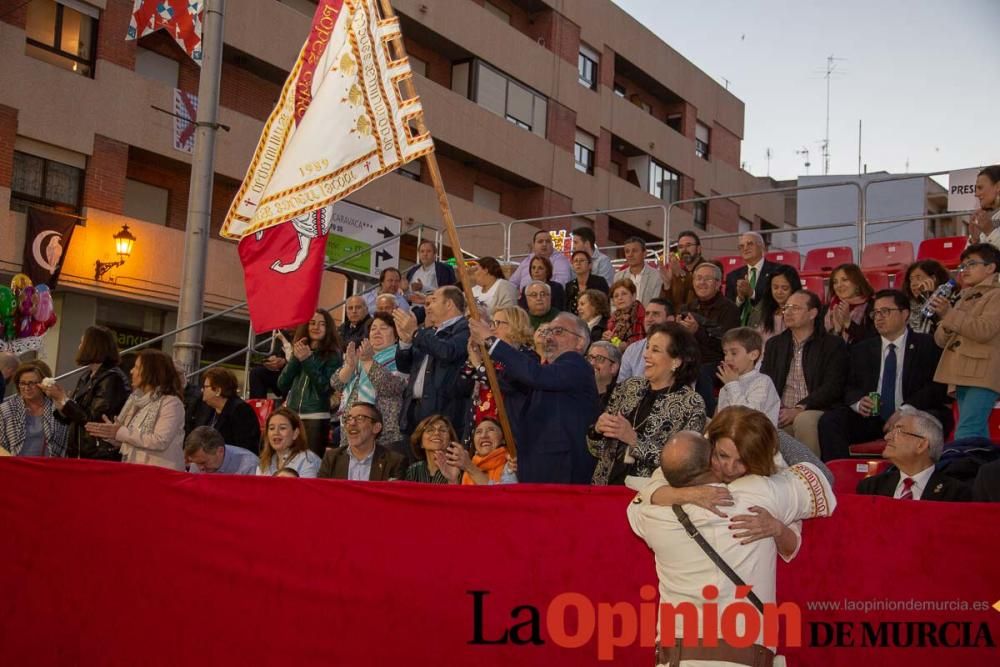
0;0;27;28
596;129;612;172
96;0;138;70
709;196;739;234
0;105;18;188
219;62;282;123
527;8;580;66
711;123;741;169
546;99;576;153
666;101;697;140
404;37;452;89
83;135;128;213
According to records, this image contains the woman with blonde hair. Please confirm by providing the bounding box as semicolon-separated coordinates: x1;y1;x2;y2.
458;306;536;443
256;407;321;477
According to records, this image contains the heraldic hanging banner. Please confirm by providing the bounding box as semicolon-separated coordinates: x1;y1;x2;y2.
221;0;434;332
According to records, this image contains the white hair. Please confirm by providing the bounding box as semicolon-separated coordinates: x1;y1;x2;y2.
899;406;944;462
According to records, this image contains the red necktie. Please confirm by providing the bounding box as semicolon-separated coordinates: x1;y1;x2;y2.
899;477;915;500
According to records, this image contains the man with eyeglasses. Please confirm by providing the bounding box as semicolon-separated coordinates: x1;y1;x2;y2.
185;427;259;475
587;341;622;408
819;289;951;461
657;231;707;307
523;280;559;329
857;407;969;501
725;232;781;326
469;312;599;484
617;298;675;382
760;290;848;455
318;403;406;481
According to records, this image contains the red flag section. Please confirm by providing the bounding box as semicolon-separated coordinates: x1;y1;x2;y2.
126;0;204;65
237;208;329;332
1;458;997;666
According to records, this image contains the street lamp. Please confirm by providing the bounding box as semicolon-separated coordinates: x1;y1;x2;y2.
94;224;137;281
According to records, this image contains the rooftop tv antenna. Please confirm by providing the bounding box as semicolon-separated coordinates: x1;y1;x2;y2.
820;55;847;175
765;148;773;177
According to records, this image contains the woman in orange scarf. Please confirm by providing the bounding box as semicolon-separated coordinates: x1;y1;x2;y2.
442;417;517;485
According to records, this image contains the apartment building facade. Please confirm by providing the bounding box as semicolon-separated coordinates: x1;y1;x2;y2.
0;0;787;375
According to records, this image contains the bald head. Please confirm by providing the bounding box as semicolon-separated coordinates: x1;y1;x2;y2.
660;431;716;487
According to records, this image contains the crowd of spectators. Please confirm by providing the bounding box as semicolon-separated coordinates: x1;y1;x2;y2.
3;166;999;504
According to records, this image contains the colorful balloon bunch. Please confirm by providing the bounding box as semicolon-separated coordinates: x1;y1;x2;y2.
0;274;57;341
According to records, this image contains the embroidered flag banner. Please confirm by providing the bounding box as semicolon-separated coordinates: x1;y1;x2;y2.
126;0;204;65
221;0;433;333
173;88;198;153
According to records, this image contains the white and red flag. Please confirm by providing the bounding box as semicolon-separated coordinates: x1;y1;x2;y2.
221;0;433;332
126;0;204;65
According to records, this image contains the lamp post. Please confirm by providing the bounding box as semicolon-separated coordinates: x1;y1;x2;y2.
94;224;137;280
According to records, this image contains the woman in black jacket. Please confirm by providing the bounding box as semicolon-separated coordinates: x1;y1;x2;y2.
188;367;262;454
45;326;130;461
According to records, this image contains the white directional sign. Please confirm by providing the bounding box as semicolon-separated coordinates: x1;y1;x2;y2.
324;200;401;278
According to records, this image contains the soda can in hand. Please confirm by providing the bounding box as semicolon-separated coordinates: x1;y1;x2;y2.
868;392;881;417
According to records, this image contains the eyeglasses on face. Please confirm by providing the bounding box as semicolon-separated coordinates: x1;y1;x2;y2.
586;354;613;364
492;319;510;327
869;308;904;319
889;424;926;441
18;381;40;389
343;414;376;425
958;260;986;272
542;326;581;338
424;424;451;435
782;304;808;312
525;291;547;299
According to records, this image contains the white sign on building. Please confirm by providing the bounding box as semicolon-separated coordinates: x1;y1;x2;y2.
947;168;980;212
324;201;401;279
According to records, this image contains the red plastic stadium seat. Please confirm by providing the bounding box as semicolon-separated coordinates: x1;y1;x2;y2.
916;236;967;269
861;241;914;273
246;398;275;432
828;458;890;496
766;250;801;269
716;255;743;279
849;439;887;457
864;270;892;292
800;275;827;303
801;246;854;277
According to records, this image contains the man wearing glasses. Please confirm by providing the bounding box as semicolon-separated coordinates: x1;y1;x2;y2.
318;403;406;481
586;341;621;408
523;280;560;329
469;313;598;484
819;289;951;461
857;407;969;501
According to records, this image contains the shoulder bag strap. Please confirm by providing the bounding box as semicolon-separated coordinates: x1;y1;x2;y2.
671;504;765;613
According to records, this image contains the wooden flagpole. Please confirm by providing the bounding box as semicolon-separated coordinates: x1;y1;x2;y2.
377;0;518;458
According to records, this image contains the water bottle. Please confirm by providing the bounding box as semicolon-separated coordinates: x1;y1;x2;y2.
920;279;957;319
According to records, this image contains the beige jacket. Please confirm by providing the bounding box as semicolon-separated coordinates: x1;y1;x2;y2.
113;395;186;471
933;273;1000;393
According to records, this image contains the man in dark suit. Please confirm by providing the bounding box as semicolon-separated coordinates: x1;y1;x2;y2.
760;289;848;455
470;312;599;484
819;290;952;461
395;286;470;437
318;402;406;481
405;239;456;306
724;232;781;325
857;407;970;501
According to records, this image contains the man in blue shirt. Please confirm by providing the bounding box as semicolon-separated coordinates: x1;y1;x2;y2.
184;426;259;475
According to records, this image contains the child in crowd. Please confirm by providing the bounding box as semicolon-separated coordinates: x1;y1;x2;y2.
715;327;780;425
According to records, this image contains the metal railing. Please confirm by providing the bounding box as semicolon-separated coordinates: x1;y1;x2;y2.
52;224;431;386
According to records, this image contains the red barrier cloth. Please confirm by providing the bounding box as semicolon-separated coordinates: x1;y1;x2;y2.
1;459;997;666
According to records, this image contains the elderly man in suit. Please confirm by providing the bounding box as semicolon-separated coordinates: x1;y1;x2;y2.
395;286;470;437
318;402;406;480
470;311;599;484
725;232;781;325
819;289;952;461
613;236;663;307
857;407;970;501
